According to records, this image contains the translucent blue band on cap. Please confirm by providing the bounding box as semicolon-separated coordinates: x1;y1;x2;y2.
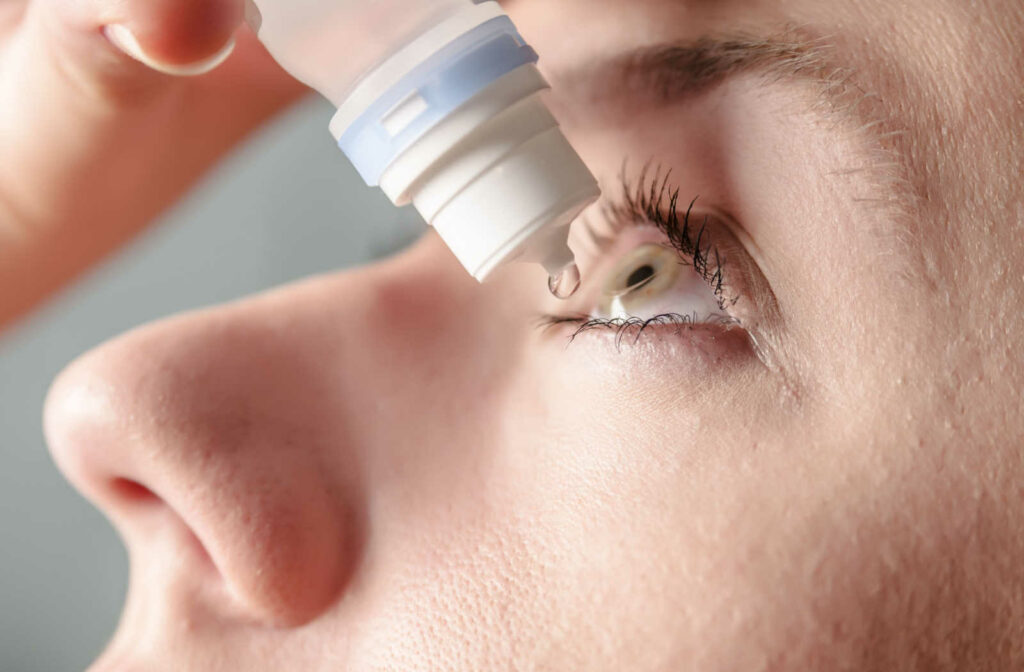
337;15;538;186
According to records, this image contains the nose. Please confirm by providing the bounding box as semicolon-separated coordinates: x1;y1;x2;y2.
43;235;483;627
44;301;362;627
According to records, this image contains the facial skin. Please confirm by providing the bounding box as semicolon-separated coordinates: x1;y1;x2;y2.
43;0;1024;670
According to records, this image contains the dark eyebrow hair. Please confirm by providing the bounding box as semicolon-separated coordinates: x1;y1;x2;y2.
564;30;854;114
616;34;832;101
600;32;903;150
554;30;906;180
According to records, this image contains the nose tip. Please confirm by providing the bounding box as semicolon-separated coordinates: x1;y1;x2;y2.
44;313;362;627
44;355;120;504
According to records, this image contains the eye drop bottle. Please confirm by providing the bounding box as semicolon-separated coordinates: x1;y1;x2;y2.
245;0;600;293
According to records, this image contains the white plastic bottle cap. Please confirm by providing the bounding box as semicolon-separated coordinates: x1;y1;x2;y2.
328;2;600;282
378;66;598;280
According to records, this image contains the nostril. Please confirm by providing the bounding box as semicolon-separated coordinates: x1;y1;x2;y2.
109;478;160;505
105;478;216;565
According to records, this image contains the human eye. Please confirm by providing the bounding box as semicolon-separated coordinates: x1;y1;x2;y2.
540;165;756;349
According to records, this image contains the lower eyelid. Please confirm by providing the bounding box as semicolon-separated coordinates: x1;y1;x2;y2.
539;314;758;378
600;314;740;344
542;311;738;339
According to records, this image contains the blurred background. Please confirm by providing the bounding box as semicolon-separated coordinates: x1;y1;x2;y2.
0;95;424;671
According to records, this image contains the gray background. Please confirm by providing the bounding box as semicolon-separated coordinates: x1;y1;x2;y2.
0;96;422;672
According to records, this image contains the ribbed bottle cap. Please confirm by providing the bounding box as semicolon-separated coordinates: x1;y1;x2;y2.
427;125;598;281
329;1;600;282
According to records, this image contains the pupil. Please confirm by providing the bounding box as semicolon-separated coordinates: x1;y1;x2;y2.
626;264;656;290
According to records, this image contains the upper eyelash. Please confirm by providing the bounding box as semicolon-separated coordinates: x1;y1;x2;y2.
601;163;734;308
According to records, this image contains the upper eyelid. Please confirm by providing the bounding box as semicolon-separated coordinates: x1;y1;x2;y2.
573;165;687;257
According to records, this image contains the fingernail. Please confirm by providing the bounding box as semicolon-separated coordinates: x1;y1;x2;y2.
103;24;236;77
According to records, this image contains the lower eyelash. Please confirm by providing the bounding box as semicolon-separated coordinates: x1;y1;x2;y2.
539;312;740;348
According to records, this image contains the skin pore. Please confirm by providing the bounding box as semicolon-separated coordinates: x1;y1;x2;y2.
40;0;1024;670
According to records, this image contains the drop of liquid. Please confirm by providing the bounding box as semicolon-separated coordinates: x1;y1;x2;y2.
548;262;582;300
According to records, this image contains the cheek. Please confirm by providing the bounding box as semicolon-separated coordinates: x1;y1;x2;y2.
444;340;957;667
417;340;783;661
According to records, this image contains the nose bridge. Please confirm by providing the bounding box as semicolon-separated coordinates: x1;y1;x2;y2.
334;234;508;400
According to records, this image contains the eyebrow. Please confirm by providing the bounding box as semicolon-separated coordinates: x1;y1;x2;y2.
563;31;855;116
594;33;908;163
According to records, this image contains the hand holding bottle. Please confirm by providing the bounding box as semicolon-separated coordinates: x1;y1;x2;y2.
0;0;303;330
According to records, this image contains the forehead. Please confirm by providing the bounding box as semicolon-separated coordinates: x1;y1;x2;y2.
502;0;967;159
504;0;998;97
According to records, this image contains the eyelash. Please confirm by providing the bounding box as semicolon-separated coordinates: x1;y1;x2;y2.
541;166;740;343
611;165;729;306
541;312;739;347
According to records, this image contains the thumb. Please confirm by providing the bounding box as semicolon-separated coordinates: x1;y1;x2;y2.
0;0;297;328
102;23;237;77
2;0;250;220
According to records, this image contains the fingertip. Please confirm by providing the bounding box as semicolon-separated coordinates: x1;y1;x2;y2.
102;0;242;76
103;23;237;77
